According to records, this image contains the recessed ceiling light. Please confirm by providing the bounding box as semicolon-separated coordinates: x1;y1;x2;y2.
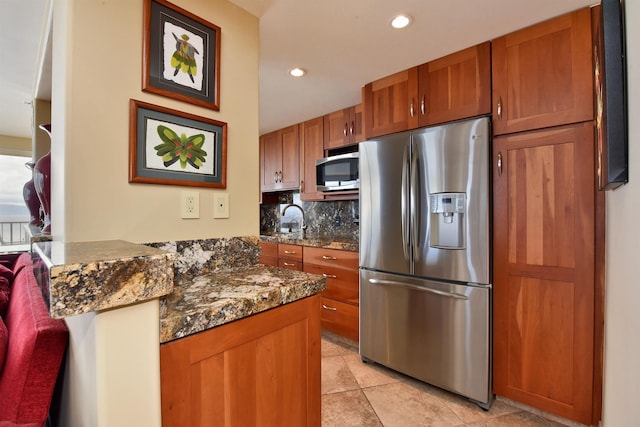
390;14;412;29
289;67;306;77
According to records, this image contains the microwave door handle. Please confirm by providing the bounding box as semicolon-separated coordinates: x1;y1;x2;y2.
401;146;411;261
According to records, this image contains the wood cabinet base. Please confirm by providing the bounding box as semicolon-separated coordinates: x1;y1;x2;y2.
160;295;321;427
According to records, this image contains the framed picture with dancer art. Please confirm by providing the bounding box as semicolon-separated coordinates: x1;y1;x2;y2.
142;0;221;110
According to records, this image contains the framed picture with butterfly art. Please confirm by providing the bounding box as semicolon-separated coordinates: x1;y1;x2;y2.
129;100;227;188
142;0;221;110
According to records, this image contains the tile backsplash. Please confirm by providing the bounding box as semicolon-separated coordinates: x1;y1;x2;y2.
260;193;359;241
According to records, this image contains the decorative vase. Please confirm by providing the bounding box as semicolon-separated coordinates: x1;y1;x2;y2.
22;161;42;229
34;124;52;234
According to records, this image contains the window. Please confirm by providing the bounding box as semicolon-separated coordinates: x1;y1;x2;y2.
0;154;32;248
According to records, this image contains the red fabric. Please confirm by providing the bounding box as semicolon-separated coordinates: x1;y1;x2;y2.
0;264;11;282
0;317;7;374
0;264;68;424
10;254;32;277
0;277;9;317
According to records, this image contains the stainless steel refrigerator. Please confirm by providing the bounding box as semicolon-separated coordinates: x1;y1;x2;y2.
359;116;492;408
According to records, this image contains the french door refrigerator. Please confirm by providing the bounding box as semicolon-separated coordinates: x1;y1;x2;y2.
359;116;492;408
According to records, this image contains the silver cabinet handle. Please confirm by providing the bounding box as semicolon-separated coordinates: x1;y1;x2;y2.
350;121;354;135
283;262;296;267
284;250;297;254
368;278;469;300
497;152;503;177
410;99;415;117
273;171;278;183
421;95;425;115
343;123;348;136
322;304;337;311
497;96;503;120
322;273;337;279
321;255;337;260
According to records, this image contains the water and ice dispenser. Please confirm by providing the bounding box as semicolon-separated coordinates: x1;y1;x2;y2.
429;193;466;249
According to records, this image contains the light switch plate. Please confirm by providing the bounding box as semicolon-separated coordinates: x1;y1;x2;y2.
214;193;229;218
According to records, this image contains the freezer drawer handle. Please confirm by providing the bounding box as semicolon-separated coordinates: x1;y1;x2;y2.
322;304;337;311
368;278;469;300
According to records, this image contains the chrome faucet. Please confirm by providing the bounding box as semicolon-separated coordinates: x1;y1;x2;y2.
281;203;307;234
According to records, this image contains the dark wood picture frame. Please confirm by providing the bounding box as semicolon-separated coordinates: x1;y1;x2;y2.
142;0;221;110
129;99;227;188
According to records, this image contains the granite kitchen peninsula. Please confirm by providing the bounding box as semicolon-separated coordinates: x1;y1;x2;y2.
152;236;325;426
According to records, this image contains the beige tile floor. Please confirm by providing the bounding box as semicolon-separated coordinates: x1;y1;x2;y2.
321;337;578;427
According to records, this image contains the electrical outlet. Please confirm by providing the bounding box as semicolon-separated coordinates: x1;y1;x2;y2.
181;191;200;219
213;193;229;218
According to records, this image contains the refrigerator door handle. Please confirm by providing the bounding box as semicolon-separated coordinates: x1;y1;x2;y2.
401;147;411;261
368;278;470;300
410;146;419;263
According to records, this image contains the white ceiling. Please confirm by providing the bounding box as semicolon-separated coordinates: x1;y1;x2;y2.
0;0;596;139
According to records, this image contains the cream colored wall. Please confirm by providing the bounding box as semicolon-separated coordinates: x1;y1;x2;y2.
51;0;259;425
602;1;640;425
52;0;259;244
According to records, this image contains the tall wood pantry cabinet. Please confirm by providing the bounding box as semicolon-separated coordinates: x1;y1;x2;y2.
491;7;603;425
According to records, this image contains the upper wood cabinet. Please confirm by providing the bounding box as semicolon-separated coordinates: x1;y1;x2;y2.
260;124;300;192
364;42;492;138
300;117;325;201
492;122;597;425
363;69;415;139
491;7;594;135
323;104;364;149
413;41;491;127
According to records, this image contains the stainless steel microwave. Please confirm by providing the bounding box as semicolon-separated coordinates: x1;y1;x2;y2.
316;152;359;192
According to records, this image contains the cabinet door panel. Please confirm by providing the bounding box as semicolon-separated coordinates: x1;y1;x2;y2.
421;41;491;126
260;131;281;191
493;123;595;424
161;295;321;427
492;8;593;135
301;117;325;201
280;125;300;189
364;69;416;138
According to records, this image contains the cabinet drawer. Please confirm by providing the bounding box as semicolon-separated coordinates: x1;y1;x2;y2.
303;264;359;305
278;244;303;261
259;241;278;258
320;297;359;342
260;255;278;266
304;247;358;270
279;259;302;271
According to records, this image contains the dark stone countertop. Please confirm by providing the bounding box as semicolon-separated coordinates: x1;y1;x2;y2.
159;264;325;343
259;232;358;252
